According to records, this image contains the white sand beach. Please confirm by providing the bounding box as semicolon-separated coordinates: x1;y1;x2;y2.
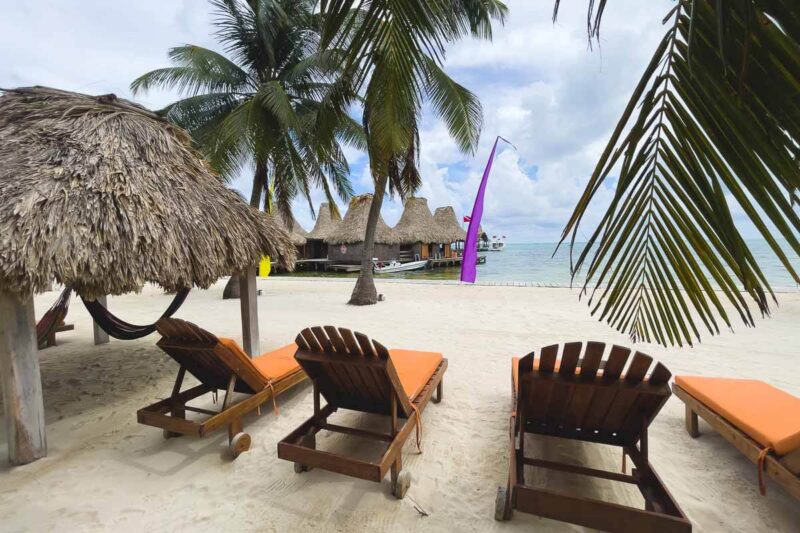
1;278;798;532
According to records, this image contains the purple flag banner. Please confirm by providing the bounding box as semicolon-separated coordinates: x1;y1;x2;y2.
461;136;510;283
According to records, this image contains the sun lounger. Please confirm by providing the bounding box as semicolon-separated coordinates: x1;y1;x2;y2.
497;342;691;532
137;318;307;458
277;326;447;498
673;376;800;500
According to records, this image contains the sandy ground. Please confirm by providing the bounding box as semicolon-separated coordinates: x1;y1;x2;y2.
1;278;799;533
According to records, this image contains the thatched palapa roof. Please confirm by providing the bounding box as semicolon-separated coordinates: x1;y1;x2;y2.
307;203;341;241
0;86;296;298
433;206;467;242
273;212;308;246
392;197;442;244
326;194;399;244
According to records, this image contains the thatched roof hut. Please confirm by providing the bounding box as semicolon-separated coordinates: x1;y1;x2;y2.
0;86;300;465
307;203;341;241
326;194;399;244
433;206;467;242
0;86;296;299
392;197;441;244
273;213;308;246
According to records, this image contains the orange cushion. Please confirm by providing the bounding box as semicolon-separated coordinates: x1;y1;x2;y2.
389;349;443;401
253;343;301;381
217;338;300;386
675;376;800;456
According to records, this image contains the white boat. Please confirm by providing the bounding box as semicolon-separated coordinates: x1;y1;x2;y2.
488;235;506;251
373;259;428;273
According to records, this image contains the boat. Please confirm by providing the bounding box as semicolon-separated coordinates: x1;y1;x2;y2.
489;235;506;251
373;259;428;273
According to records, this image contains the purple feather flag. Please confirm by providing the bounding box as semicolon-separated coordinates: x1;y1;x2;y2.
461;136;506;283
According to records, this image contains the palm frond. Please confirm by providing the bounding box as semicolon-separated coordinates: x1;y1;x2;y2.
560;0;800;346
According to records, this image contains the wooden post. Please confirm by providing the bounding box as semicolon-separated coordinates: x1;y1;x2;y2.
239;267;259;357
0;291;47;465
92;295;109;345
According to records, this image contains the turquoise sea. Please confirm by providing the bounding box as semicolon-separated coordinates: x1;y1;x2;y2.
280;240;799;291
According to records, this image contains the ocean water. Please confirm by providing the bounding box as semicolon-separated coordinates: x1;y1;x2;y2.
281;240;800;290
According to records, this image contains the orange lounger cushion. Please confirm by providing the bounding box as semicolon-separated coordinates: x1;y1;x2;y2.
675;376;800;456
389;349;443;401
253;343;302;381
218;338;301;384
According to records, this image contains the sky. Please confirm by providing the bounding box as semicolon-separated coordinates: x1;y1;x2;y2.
0;0;683;243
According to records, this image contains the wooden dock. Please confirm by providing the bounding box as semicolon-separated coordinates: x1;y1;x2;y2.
293;255;486;274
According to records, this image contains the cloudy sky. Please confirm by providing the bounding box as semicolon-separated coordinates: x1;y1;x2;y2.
1;0;679;242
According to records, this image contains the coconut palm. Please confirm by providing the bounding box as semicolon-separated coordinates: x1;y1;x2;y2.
317;0;508;305
131;0;364;221
556;1;799;346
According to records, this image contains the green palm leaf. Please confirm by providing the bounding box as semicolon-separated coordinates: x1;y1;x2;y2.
559;0;800;346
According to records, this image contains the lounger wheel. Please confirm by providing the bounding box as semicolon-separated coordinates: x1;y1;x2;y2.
391;471;411;499
230;432;251;458
494;486;511;521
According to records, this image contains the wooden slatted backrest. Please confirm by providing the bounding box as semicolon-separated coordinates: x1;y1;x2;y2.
155;318;268;393
293;326;414;417
518;341;672;445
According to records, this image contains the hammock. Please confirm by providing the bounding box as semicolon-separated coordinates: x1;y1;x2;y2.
36;287;72;348
81;287;190;340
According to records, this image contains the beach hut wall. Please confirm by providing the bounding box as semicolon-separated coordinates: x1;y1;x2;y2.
306;203;341;259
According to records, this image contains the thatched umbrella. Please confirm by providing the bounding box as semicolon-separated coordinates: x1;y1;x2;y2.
0;86;295;465
392;197;440;244
433;206;467;242
307;203;341;241
326;194;398;245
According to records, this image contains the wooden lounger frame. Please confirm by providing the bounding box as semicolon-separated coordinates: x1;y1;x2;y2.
277;326;447;499
673;383;800;500
137;318;307;458
497;341;691;533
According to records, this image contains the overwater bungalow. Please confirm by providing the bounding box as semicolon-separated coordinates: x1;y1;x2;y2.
433;206;467;258
305;202;341;259
325;194;400;264
392;197;444;261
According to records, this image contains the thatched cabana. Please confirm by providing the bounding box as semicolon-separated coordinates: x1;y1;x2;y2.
272;212;308;259
326;194;400;263
306;203;341;259
392;197;443;260
0;86;295;465
433;206;467;258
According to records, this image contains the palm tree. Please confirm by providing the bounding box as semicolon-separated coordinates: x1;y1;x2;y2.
556;1;799;346
131;0;364;221
317;0;508;305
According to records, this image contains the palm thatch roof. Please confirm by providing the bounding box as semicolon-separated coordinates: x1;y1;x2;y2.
392;197;442;244
307;203;341;241
272;212;308;246
433;206;467;242
325;194;399;244
0;86;296;298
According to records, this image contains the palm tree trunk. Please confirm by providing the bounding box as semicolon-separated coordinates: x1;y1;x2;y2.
223;163;266;300
348;173;388;305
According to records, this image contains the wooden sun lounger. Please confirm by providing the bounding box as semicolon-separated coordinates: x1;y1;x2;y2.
673;377;800;500
277;326;447;498
496;341;691;532
137;318;307;458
